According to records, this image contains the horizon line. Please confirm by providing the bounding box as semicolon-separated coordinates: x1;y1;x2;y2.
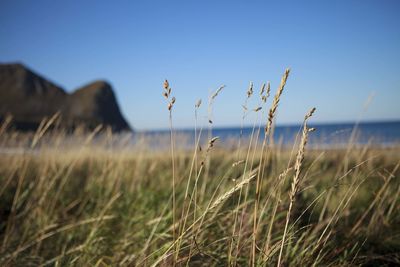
138;118;400;132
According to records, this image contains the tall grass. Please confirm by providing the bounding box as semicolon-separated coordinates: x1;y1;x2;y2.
0;70;399;266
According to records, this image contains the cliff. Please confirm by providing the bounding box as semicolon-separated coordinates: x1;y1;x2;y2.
0;63;131;132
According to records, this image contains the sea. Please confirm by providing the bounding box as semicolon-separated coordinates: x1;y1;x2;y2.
1;120;399;154
140;120;400;148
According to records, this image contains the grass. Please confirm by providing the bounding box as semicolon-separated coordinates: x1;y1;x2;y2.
0;70;399;266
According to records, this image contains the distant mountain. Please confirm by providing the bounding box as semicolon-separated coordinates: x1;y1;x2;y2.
0;63;131;132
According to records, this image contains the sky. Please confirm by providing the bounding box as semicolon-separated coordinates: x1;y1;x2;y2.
0;0;399;130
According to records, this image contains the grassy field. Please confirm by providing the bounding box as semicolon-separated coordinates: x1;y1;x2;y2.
0;71;399;266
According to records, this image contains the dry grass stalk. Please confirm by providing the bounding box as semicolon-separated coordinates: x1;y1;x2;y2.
209;169;258;211
261;82;270;103
162;79;177;264
263;167;293;259
0;114;13;137
228;81;263;265
259;82;265;96
277;107;316;267
195;99;202;108
208;136;219;149
247;82;254;98
231;79;273;265
201;85;225;204
265;70;290;135
252;69;290;266
31;112;61;148
211;85;225;100
232;160;245;167
151;169;258;267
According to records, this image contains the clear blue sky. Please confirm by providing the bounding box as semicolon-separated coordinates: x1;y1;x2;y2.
1;0;399;130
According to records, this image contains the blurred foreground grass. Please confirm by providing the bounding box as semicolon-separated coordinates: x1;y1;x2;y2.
0;134;399;266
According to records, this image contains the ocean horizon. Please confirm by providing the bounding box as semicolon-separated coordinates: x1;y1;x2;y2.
139;120;400;147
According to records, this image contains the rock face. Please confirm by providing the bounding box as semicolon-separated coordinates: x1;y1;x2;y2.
0;63;131;132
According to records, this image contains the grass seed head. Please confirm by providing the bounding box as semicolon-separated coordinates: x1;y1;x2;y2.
211;85;225;99
247;82;254;98
305;107;316;120
207;136;219;150
232;160;245;167
259;83;265;96
266;81;271;98
262;82;271;103
195;99;202;108
265;69;290;134
163;79;169;90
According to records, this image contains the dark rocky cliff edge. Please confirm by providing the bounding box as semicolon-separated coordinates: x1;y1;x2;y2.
0;63;131;132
